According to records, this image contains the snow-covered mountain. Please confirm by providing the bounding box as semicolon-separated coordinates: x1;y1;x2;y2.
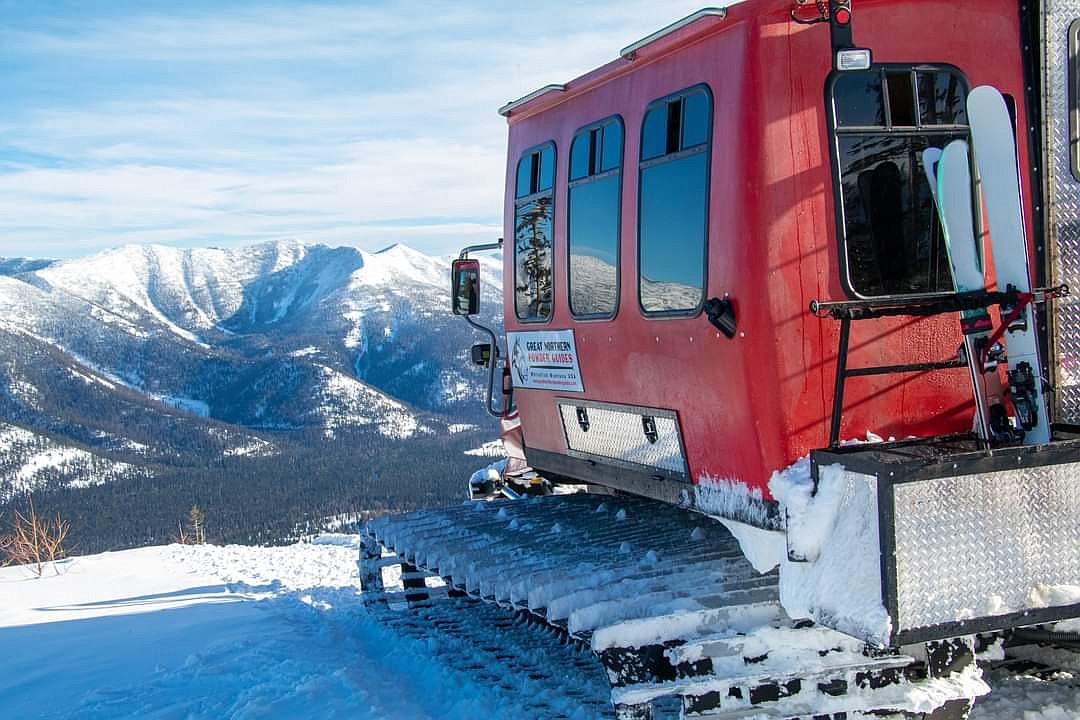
0;239;503;519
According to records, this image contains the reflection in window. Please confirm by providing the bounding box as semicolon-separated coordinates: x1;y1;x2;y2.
639;87;710;314
514;144;555;321
831;67;969;296
569;119;622;317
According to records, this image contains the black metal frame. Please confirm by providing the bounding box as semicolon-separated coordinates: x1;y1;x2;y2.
811;427;1080;646
811;291;1022;447
825;63;972;301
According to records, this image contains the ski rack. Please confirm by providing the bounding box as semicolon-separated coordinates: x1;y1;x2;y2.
810;286;1068;448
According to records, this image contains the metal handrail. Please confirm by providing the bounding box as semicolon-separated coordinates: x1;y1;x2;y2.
498;84;568;118
619;7;728;60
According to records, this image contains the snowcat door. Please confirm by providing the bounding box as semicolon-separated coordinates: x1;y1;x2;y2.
1042;2;1080;424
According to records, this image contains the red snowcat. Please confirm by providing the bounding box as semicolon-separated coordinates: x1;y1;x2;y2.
364;2;1080;717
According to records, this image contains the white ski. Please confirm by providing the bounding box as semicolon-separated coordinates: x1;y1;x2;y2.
968;85;1051;444
922;144;999;442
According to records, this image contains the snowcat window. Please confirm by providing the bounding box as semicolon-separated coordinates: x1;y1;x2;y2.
514;144;556;321
638;86;711;315
568;117;623;318
830;66;969;297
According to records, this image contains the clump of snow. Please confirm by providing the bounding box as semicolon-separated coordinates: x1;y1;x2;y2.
465;439;505;457
694;473;777;528
1028;584;1080;609
770;457;893;647
469;459;505;489
719;517;786;574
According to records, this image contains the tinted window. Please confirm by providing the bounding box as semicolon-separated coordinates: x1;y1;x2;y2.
837;134;954;295
918;71;967;125
601;122;623;172
516;156;532;199
638;87;711;314
831;67;969;297
886;72;917;126
570;132;591;181
538;146;554;192
514;144;555;321
834;72;885;127
681;90;710;148
569;119;622;318
642;105;668;160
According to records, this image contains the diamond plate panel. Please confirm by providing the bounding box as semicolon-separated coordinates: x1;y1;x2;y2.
558;401;687;476
1045;1;1080;423
892;461;1080;633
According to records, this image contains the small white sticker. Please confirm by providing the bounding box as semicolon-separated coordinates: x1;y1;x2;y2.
506;329;584;393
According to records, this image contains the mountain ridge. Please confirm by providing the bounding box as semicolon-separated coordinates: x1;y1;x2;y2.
0;239;505;548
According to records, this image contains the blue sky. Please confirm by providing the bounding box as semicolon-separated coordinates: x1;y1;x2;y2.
0;0;707;259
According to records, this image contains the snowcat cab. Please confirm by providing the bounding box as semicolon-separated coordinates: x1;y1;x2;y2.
366;2;1080;718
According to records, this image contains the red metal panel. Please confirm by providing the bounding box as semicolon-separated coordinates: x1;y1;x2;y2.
501;0;1032;502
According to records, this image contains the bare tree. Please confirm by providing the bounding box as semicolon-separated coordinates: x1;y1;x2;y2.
187;505;207;545
0;497;73;577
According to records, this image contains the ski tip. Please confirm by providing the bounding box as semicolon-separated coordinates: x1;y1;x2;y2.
968;85;1008;111
941;138;970;162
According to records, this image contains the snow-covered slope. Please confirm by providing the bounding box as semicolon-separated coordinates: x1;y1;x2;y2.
0;257;54;276
0;421;145;500
0;541;1073;719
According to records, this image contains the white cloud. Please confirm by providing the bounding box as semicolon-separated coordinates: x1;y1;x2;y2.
0;1;708;258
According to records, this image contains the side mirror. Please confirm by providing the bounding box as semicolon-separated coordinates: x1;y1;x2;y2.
452;259;481;316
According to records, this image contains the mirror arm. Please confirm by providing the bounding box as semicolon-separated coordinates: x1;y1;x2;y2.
466;315;504;417
457;238;505;417
458;238;503;260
